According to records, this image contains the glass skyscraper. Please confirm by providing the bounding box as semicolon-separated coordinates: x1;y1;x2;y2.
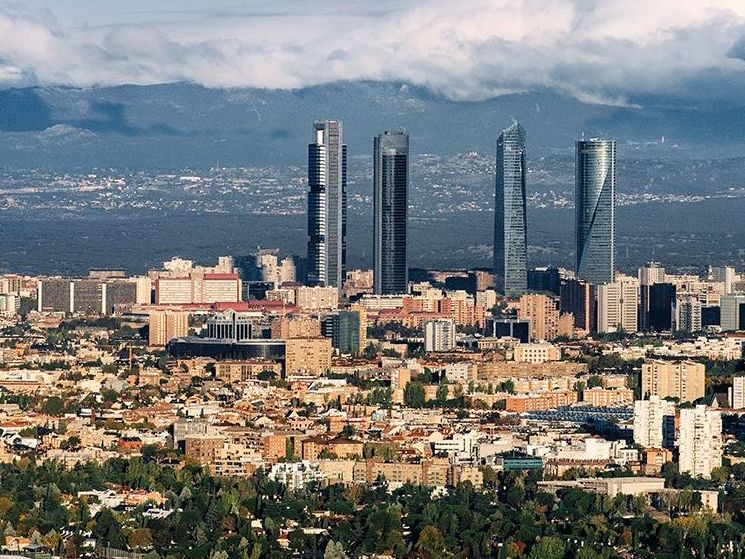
307;120;347;287
374;129;409;294
575;139;616;285
493;122;528;297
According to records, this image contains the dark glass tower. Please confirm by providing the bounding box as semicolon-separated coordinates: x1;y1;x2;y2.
374;129;409;294
307;120;347;287
494;122;528;297
576;139;616;285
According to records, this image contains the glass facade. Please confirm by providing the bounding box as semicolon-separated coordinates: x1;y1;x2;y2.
494;122;528;297
575;139;616;285
374;129;409;294
307;121;346;288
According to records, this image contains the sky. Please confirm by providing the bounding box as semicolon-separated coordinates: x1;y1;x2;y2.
2;0;745;105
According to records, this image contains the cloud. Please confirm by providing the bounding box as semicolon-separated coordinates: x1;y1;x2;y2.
0;0;744;106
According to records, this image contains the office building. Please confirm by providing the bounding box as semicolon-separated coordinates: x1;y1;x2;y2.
679;405;722;478
560;278;594;332
720;294;745;331
167;338;285;361
702;306;721;328
307;120;347;288
494;122;528;297
37;279;73;313
374;129;409;295
488;318;530;343
633;396;676;449
206;311;260;342
105;280;141;313
673;296;703;332
639;262;665;331
424;319;457;352
709;265;736;295
527;267;561;295
638;262;666;286
641;360;705;403
576;139;616;285
71;279;104;314
647;283;676;332
323;310;364;355
596;279;639;333
154;273;241;305
38;278;141;315
149;310;190;347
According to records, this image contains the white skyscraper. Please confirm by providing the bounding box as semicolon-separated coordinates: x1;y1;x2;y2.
633;396;676;449
679;405;722;478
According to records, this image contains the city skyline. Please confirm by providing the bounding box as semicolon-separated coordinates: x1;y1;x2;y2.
1;4;745;558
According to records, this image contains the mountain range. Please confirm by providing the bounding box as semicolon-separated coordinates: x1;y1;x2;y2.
1;81;745;169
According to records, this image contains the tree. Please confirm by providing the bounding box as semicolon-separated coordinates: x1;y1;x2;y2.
435;383;449;404
42;529;61;553
60;436;81;451
257;370;277;382
324;540;346;559
285;438;295;461
415;525;445;559
404;381;426;408
528;536;566;559
363;343;379;360
42;396;65;416
587;375;603;389
340;424;357;438
128;528;153;551
499;380;516;394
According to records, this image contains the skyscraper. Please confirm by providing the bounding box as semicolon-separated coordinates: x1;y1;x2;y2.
576;139;616;285
494;122;528;297
374;129;409;294
307;120;347;288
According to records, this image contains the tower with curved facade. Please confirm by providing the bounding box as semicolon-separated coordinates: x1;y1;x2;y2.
307;120;347;288
494;122;528;297
575;139;616;285
374;129;409;294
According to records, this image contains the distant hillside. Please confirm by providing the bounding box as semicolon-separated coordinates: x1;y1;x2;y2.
1;82;745;169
